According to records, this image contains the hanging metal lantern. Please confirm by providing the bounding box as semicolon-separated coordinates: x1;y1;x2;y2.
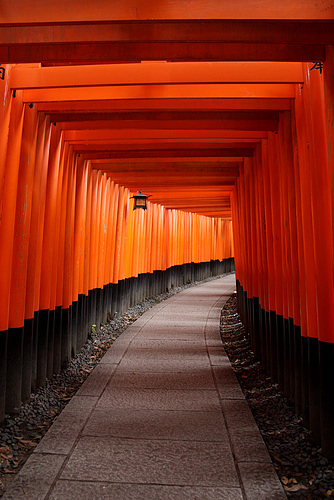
131;190;151;210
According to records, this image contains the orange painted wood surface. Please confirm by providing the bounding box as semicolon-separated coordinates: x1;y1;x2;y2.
3;1;333;22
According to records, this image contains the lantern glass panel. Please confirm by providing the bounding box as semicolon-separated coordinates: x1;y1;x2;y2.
136;198;146;208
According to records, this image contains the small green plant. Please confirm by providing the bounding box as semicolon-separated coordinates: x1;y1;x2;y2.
91;324;97;336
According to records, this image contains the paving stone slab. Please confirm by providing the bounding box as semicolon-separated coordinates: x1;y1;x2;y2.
60;436;239;487
141;318;206;328
97;387;222;411
205;338;227;347
124;345;209;360
83;408;229;441
135;329;205;341
2;453;66;500
212;366;245;400
76;363;118;396
60;395;99;414
153;311;209;320
136;324;203;334
99;343;130;364
116;354;212;372
34;417;85;455
33;395;99;455
238;462;287;499
221;399;271;462
207;345;227;365
108;370;216;390
49;480;243;500
129;338;207;349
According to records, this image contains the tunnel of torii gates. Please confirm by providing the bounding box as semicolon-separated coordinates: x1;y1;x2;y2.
0;0;333;456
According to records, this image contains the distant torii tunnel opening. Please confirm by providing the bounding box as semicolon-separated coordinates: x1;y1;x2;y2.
0;1;334;457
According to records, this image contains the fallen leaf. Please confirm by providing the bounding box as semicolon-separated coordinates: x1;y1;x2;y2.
17;440;37;448
284;484;308;492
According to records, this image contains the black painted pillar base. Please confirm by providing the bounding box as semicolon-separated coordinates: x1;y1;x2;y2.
319;341;334;458
83;294;90;334
269;311;278;383
89;288;97;328
71;300;78;357
300;334;310;428
293;325;302;416
61;306;71;369
53;306;62;374
258;306;267;368
282;317;290;397
21;317;34;404
31;310;39;392
36;309;49;389
0;330;8;422
95;288;103;329
47;309;55;380
286;318;294;403
77;294;84;351
6;326;24;414
307;336;321;444
276;314;285;392
110;283;117;318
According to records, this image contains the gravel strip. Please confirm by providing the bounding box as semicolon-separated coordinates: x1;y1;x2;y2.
220;294;334;499
0;273;228;497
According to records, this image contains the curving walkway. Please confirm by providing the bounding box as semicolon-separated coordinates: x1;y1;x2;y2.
3;274;286;499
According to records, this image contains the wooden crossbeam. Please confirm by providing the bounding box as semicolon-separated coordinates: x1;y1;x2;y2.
10;62;304;89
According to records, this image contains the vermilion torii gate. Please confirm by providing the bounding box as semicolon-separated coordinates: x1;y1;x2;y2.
0;1;334;456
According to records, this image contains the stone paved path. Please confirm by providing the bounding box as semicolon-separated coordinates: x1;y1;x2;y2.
3;274;286;499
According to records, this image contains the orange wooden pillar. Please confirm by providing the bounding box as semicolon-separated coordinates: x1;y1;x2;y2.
293;65;332;449
299;62;334;457
293;93;320;437
277;111;302;405
47;134;66;379
9;102;38;405
0;66;12;414
1;91;25;414
37;123;63;387
267;131;286;390
24;114;51;393
53;142;70;373
84;163;93;327
103;177;115;313
253;143;269;368
322;47;334;455
5;99;38;413
232;164;248;329
0;65;13;224
72;156;89;351
289;102;310;426
62;146;76;367
96;172;107;322
261;138;277;380
118;188;130;310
